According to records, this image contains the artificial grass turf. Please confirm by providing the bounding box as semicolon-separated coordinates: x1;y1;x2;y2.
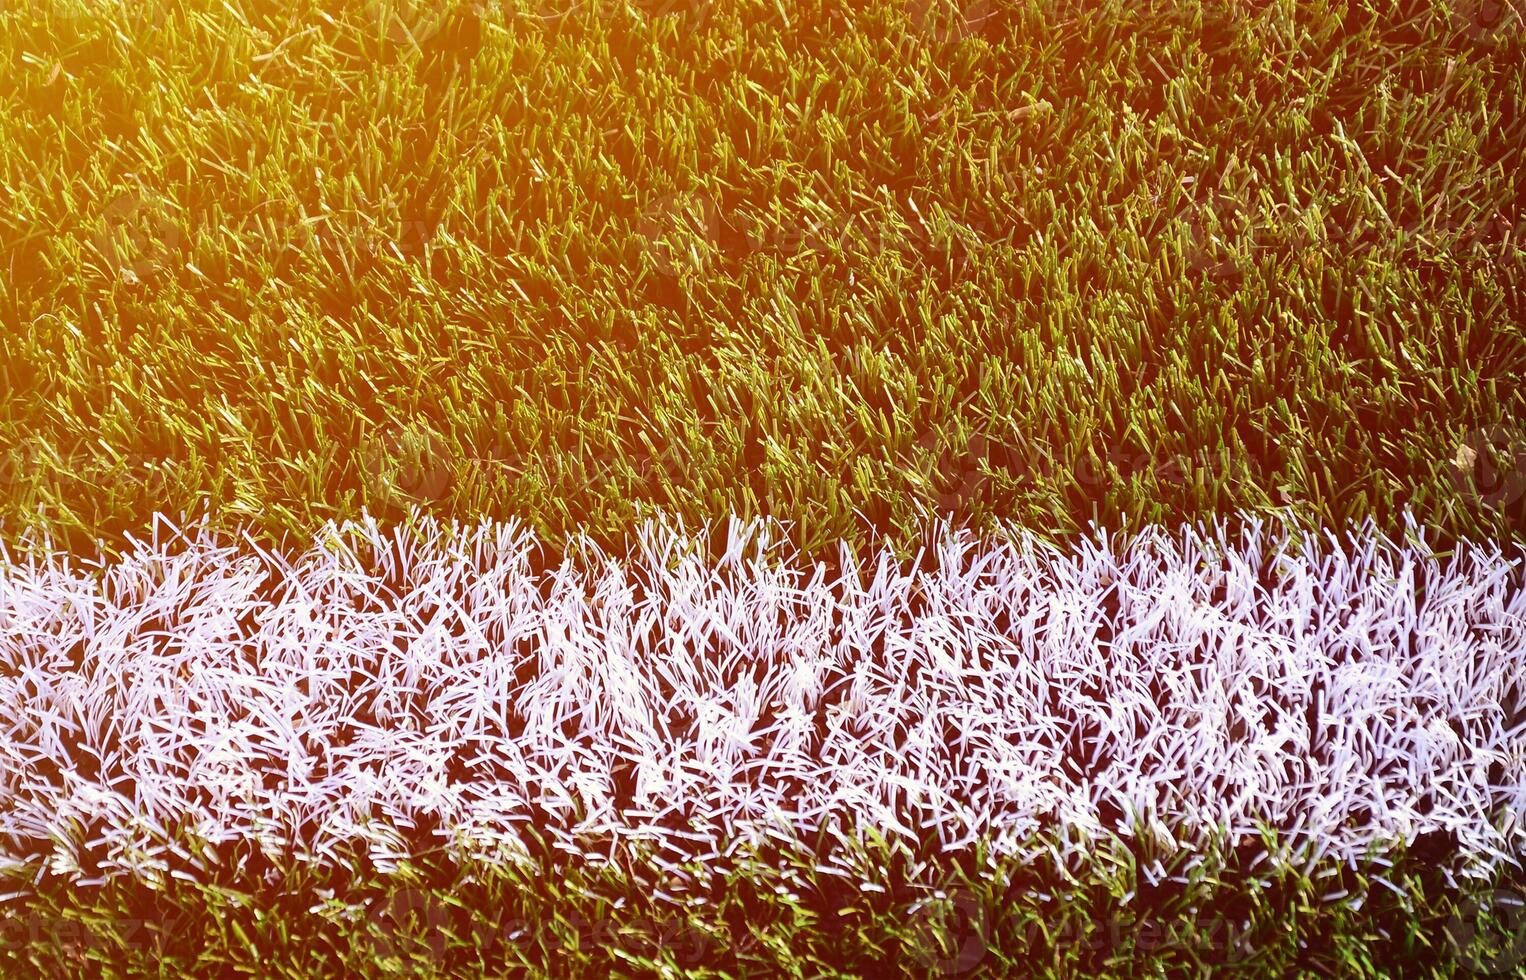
3;0;1526;975
0;0;1523;560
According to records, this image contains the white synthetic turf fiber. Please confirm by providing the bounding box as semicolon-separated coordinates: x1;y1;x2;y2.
0;512;1523;888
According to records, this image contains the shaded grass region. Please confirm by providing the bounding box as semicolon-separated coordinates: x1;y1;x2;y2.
1;0;1524;558
2;834;1524;978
